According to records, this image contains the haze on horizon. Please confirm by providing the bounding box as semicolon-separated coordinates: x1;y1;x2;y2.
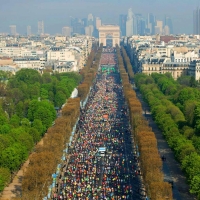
0;0;199;35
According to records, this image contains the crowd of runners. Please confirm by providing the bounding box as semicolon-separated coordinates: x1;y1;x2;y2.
52;48;146;200
100;48;116;65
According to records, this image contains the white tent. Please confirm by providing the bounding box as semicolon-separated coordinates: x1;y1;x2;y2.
70;88;78;98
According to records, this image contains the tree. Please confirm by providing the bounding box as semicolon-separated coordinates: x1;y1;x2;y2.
54;91;66;107
32;119;45;136
0;143;27;171
0;124;11;134
10;127;34;152
0;167;10;192
29;128;40;143
190;175;200;197
190;76;198;88
10;114;20;128
34;106;54;130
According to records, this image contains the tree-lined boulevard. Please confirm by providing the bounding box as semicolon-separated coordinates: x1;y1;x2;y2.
1;44;197;200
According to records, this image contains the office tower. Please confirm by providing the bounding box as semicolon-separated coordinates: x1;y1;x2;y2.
93;17;101;38
62;26;71;37
70;17;85;35
27;26;31;36
86;14;94;36
87;14;94;26
194;7;200;34
85;25;94;36
155;20;163;34
164;16;173;34
95;17;101;30
82;18;88;27
119;14;127;36
148;13;156;35
134;14;146;35
126;8;134;37
38;21;44;35
10;25;17;35
163;25;170;35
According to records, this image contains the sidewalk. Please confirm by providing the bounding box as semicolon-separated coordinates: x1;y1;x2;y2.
135;89;196;200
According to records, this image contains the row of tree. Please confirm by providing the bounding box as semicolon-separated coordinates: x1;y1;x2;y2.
134;73;200;198
121;46;134;81
0;70;81;193
21;97;81;199
78;43;103;101
21;44;101;199
116;46;173;200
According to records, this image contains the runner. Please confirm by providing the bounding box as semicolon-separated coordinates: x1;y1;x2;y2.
53;47;144;200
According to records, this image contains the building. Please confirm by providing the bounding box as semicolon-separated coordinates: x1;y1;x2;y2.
70;17;85;35
163;25;170;35
10;25;17;36
164;16;173;34
87;14;94;26
126;35;200;80
135;14;146;36
13;57;43;70
38;21;44;35
119;14;127;36
62;26;71;37
85;14;94;36
193;7;200;34
148;13;156;35
155;20;163;34
85;25;94;36
126;8;134;37
27;26;31;36
95;17;101;30
93;17;102;38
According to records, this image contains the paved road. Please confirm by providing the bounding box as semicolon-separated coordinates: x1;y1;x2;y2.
52;48;146;199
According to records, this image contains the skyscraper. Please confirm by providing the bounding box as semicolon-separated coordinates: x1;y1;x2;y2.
10;25;17;35
95;17;101;30
38;21;44;35
135;14;146;35
193;7;200;34
70;17;85;35
164;16;173;34
93;17;101;38
148;13;156;35
86;14;94;36
62;26;71;37
87;14;94;26
27;26;31;36
119;14;127;36
155;20;163;34
126;8;134;37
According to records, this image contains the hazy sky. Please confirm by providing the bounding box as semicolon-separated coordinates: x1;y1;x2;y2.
0;0;199;35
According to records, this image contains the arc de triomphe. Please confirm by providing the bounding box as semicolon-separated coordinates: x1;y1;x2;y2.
98;25;120;47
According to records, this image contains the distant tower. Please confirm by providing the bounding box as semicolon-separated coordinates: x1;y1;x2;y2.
164;15;173;34
119;14;127;36
148;13;156;35
62;26;71;37
87;14;94;26
193;7;200;34
10;25;17;36
126;8;134;37
38;21;44;35
95;17;101;30
27;26;31;36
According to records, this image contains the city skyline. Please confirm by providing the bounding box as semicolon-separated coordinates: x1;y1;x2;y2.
0;0;199;35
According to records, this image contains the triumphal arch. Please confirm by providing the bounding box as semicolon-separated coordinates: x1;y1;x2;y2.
98;25;120;47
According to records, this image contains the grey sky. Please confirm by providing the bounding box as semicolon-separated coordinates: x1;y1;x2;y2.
0;0;199;34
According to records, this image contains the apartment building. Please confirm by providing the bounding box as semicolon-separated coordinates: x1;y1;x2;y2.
127;34;200;80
